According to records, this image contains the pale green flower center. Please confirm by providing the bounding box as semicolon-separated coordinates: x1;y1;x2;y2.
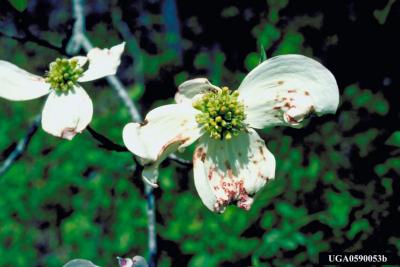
45;58;84;93
193;87;246;140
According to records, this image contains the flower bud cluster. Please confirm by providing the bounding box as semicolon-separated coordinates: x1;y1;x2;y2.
45;58;84;93
193;87;246;140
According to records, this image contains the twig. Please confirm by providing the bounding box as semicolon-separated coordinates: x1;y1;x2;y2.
111;8;145;89
68;1;157;266
86;126;128;152
0;115;41;177
68;2;193;264
78;34;143;122
87;126;192;168
87;127;193;170
145;185;157;267
0;31;65;55
105;75;142;123
167;154;192;166
161;0;183;62
66;0;86;55
66;0;142;122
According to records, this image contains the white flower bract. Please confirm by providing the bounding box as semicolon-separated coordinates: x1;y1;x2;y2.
123;54;339;213
0;42;125;140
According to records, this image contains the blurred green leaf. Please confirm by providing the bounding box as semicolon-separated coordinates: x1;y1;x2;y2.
245;52;260;71
259;44;267;64
386;131;400;147
8;0;28;12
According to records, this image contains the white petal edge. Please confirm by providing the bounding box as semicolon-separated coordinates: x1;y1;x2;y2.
175;78;220;103
123;103;203;186
78;42;125;82
193;128;276;213
0;60;50;101
70;56;88;67
41;86;93;140
63;259;99;267
238;54;339;129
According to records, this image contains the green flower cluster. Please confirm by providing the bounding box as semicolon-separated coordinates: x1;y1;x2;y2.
193;87;246;140
45;58;84;93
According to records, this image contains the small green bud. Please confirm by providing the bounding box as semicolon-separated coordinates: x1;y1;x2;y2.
225;132;232;140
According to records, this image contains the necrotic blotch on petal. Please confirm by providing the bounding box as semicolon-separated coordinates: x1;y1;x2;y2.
193;129;276;213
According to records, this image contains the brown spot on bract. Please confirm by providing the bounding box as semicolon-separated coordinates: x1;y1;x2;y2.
195;147;204;159
305;91;310;96
201;153;206;162
237;180;247;195
285;114;298;124
273;106;281;110
278;80;284;85
159;135;190;158
61;127;77;140
258;172;268;180
258;146;264;156
224;161;231;170
208;167;214;180
180;119;188;127
140;119;148;126
284;102;292;108
288;89;296;93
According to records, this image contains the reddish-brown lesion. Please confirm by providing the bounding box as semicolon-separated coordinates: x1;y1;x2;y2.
224;161;231;170
272;88;316;125
284;114;299;124
194;147;207;163
208;166;216;180
139;119;148;126
158;134;190;160
195;147;204;158
212;176;254;212
258;146;264;156
284;102;295;109
61;127;78;140
257;171;269;180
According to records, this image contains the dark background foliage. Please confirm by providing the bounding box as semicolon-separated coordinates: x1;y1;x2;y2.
0;0;399;266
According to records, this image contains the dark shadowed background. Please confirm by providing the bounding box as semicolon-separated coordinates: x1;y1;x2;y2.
0;0;399;266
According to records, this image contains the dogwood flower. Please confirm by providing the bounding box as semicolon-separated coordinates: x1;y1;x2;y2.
0;43;125;140
123;54;339;213
117;256;148;267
